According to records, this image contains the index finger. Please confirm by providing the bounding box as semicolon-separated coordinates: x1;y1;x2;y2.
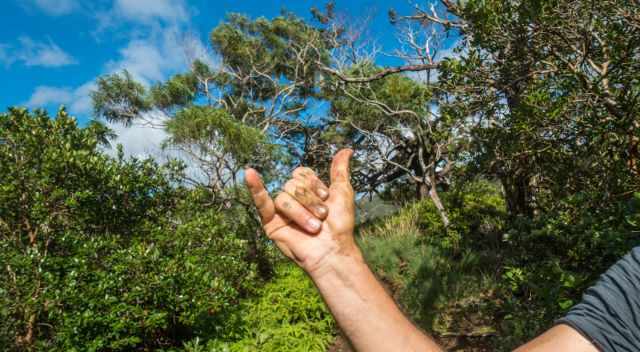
245;168;276;224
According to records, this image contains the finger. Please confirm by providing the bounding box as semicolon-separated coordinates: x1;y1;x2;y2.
292;167;330;200
274;192;323;234
245;168;275;224
282;178;328;220
330;148;354;186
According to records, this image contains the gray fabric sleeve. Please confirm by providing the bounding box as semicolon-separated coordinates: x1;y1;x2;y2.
556;247;640;352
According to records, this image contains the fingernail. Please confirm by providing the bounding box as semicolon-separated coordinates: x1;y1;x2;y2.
308;218;322;231
316;205;328;217
318;188;329;199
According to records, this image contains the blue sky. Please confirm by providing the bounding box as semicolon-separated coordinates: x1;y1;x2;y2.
0;0;424;118
1;0;450;158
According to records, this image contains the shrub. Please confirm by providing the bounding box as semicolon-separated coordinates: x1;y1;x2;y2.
357;190;502;343
188;264;335;352
495;192;640;349
0;108;261;350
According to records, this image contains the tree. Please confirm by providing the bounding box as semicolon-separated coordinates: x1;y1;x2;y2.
92;13;333;202
0;108;264;350
308;3;462;226
433;0;640;216
372;0;640;218
0;108;171;348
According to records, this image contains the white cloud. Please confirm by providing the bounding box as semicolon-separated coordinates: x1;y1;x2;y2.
25;0;79;16
25;86;73;107
0;36;77;68
105;110;170;159
108;39;168;84
114;0;189;23
104;26;215;85
102;111;206;183
94;0;191;34
24;81;95;114
69;82;97;114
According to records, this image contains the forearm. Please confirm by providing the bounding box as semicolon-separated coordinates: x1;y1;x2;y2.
310;250;442;352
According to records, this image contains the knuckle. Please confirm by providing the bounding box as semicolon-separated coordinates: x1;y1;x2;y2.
294;166;315;178
274;192;288;205
252;190;269;208
274;192;296;212
313;178;326;189
282;179;296;192
285;179;308;198
293;184;309;199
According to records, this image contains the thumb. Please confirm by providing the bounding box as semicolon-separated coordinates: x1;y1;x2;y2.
330;148;354;186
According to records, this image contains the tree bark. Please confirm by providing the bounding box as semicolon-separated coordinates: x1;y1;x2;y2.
417;182;451;228
501;174;533;218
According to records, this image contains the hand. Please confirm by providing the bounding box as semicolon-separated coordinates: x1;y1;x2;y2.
245;149;361;275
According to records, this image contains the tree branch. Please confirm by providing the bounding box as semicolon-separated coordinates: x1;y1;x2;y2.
320;63;440;83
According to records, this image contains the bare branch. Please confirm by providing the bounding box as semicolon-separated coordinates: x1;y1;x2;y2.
320;62;440;83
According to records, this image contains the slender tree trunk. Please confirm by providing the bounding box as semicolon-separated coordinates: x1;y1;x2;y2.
417;182;450;227
628;120;640;178
500;173;533;218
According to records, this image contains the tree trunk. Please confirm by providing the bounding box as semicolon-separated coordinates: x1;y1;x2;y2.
501;174;533;218
417;182;451;228
628;120;640;178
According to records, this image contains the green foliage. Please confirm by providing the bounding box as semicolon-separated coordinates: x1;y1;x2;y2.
358;187;502;342
439;0;640;217
411;180;507;252
211;13;328;90
150;73;199;111
48;209;259;351
166;106;272;166
185;265;335;352
7;2;640;351
357;179;639;351
0;109;262;350
495;193;640;349
92;70;151;126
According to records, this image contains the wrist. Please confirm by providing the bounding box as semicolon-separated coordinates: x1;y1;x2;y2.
307;244;366;282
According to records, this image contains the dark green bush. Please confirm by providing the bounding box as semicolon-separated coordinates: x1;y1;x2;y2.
188;264;335;352
357;181;640;351
0;108;262;350
358;186;502;341
496;192;640;349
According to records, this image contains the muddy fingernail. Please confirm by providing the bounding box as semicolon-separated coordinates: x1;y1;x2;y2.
317;188;329;199
308;218;322;231
316;205;328;217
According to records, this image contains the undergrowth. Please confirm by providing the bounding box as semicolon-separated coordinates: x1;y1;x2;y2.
184;265;335;352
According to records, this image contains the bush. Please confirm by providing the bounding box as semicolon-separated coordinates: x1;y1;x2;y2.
188;264;335;352
355;181;640;350
410;180;507;252
0;108;261;350
358;188;502;345
495;192;640;349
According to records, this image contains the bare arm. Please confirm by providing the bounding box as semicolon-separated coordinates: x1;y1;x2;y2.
245;149;440;351
310;250;442;351
515;325;597;352
245;148;598;352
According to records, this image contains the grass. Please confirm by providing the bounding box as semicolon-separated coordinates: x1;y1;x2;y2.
356;198;504;351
